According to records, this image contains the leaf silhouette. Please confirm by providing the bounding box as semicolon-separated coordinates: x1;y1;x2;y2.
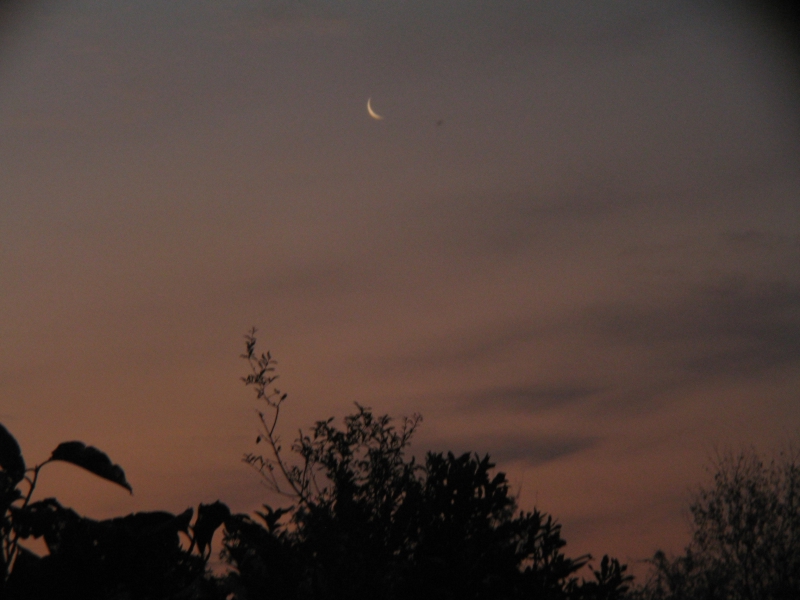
0;422;26;484
256;504;292;533
10;498;67;540
49;441;132;493
173;507;194;533
193;501;231;557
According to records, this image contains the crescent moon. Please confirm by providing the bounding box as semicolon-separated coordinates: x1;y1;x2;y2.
367;97;384;120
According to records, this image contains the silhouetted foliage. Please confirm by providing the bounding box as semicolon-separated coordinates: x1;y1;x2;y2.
227;330;632;600
632;445;800;600
0;424;229;599
0;424;25;486
49;441;133;493
0;330;635;599
192;501;232;560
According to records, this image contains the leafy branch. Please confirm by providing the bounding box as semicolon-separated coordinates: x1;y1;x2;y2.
241;328;312;506
0;425;133;582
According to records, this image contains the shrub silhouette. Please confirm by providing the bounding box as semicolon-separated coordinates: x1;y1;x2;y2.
1;331;634;599
632;445;800;600
0;424;228;599
224;330;632;600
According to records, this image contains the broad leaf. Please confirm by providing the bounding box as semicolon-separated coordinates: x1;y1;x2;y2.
10;498;67;540
49;441;132;493
193;501;231;557
0;422;25;484
103;510;193;554
117;508;194;535
173;507;194;533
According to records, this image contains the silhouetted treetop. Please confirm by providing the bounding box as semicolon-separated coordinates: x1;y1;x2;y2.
230;330;632;600
633;444;800;600
0;330;635;599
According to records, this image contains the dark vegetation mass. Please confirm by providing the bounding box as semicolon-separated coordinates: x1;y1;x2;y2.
630;446;800;600
0;330;797;599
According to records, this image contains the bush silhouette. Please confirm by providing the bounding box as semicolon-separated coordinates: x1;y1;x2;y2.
224;330;632;600
0;424;228;599
1;331;634;599
633;445;800;600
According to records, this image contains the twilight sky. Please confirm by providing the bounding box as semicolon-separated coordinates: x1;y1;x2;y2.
1;0;799;573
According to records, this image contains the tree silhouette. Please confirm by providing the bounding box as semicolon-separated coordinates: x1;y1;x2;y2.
0;330;635;599
225;330;632;600
0;423;228;599
633;445;800;600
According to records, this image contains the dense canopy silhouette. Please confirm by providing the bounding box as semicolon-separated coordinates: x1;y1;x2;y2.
0;332;634;599
225;330;632;600
5;365;795;600
632;446;800;600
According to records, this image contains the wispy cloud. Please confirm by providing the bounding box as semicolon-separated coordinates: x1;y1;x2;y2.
372;319;545;376
461;384;609;413
586;277;800;377
423;431;600;468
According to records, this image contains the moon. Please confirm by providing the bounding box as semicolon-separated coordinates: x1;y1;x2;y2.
367;97;384;120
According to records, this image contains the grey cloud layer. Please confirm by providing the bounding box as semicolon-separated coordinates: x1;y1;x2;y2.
422;432;600;468
588;277;800;378
462;385;608;413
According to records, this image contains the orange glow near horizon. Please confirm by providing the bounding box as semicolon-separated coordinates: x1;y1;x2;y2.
1;0;799;579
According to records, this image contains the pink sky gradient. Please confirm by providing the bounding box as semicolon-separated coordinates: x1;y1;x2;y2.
1;0;799;577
